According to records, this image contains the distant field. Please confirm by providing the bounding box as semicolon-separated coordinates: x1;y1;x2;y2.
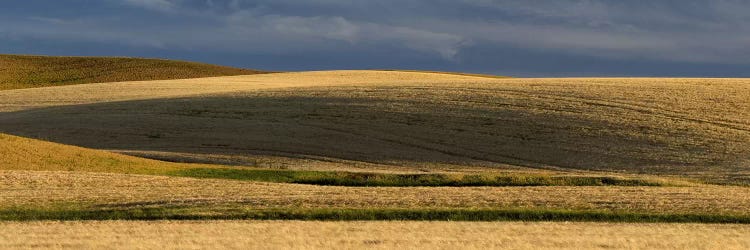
2;221;749;249
1;71;748;184
379;69;510;79
0;54;267;90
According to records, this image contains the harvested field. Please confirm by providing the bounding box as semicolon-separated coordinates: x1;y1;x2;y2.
0;70;488;112
1;71;748;183
2;221;749;249
1;133;673;187
1;70;749;224
2;39;748;249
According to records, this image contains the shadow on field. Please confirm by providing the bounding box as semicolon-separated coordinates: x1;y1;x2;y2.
5;207;750;223
0;86;746;177
168;168;666;187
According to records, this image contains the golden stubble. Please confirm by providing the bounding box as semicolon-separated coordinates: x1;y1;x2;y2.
1;220;749;250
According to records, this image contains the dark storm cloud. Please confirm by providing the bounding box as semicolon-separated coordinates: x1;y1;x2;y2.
2;0;750;76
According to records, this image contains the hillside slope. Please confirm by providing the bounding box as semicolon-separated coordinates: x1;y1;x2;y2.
0;132;201;174
1;132;749;222
1;131;748;222
0;54;266;90
0;71;748;183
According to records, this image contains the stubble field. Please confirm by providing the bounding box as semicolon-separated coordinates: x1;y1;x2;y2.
1;71;748;183
1;66;749;248
3;221;749;250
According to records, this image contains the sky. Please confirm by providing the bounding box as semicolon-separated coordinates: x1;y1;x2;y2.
2;0;750;77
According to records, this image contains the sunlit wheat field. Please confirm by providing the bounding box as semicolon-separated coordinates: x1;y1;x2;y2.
1;70;748;184
1;68;749;248
2;221;749;250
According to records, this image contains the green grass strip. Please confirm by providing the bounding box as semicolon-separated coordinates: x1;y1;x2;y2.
168;168;666;187
2;208;748;223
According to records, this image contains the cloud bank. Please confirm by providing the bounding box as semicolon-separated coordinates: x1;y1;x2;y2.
2;0;750;76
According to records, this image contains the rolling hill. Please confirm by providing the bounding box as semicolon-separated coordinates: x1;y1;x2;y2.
1;63;749;224
0;54;267;90
0;132;205;174
3;132;750;223
0;70;748;184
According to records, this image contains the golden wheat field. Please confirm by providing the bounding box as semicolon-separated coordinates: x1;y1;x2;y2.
3;170;750;214
1;71;748;183
2;67;750;248
2;221;749;250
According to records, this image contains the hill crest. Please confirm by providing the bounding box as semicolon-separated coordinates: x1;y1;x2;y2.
0;54;268;90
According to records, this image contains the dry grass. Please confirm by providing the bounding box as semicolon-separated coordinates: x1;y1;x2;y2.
3;170;749;216
1;71;747;183
0;54;266;90
1;220;749;249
